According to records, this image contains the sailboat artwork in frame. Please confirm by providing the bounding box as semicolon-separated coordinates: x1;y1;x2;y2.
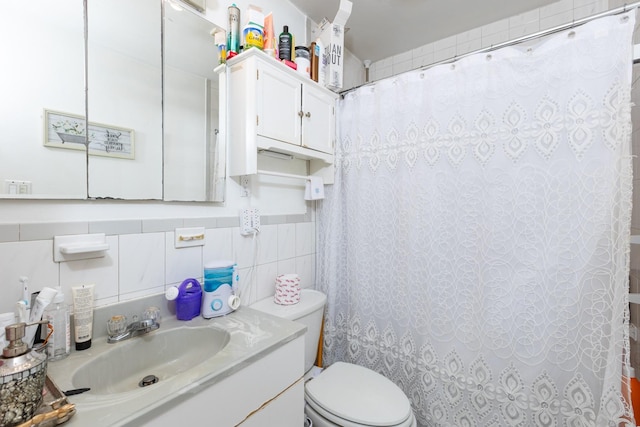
43;109;135;160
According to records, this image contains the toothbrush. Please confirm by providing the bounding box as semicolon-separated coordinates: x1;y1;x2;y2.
19;276;29;309
17;276;30;321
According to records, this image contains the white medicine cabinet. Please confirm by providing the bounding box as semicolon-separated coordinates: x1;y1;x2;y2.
224;49;337;183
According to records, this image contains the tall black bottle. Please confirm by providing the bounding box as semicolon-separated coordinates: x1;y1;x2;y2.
278;25;292;61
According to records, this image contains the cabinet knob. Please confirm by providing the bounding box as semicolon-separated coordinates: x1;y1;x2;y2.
305;112;311;118
298;111;304;118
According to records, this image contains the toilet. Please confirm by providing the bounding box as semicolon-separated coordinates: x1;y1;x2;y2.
251;289;417;427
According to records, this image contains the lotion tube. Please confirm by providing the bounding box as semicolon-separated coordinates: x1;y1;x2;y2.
72;284;95;351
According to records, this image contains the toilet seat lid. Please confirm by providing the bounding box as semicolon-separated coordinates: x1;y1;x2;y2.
305;362;412;426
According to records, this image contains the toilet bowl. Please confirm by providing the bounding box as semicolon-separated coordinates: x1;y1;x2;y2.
251;289;417;427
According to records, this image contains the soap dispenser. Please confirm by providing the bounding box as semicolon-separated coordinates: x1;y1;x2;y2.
0;321;48;426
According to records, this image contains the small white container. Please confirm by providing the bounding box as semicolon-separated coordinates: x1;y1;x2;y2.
295;46;310;78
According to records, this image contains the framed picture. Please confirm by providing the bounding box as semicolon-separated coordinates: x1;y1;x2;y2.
44;109;135;160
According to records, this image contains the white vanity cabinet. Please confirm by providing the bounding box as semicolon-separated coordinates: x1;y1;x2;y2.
225;49;338;182
134;335;305;426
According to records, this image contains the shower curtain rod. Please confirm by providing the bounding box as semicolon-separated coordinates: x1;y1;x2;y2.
340;1;640;96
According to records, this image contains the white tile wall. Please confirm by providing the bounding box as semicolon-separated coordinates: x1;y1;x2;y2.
369;0;613;82
0;216;316;315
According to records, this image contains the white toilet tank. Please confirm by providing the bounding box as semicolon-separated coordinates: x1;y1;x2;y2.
251;289;327;372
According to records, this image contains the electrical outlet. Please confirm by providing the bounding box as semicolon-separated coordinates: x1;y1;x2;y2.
4;179;31;195
240;175;250;197
239;207;260;235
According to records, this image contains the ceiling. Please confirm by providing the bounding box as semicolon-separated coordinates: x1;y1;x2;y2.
289;0;558;63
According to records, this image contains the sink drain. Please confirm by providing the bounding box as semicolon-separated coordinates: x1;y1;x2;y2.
139;375;159;387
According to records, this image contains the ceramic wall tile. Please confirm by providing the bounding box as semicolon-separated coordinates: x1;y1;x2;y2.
277;258;297;276
540;10;574;31
89;220;142;236
204;227;234;264
509;21;541;40
574;0;608;19
393;51;413;65
165;232;203;285
237;266;256;306
256;262;278;302
433;46;456;63
373;66;393;81
481;18;509;37
20;222;88;241
216;217;239;228
412;53;434;69
296;255;315;289
0;224;19;243
233;230;257;269
183;217;217;229
0;215;314;312
393;60;413;75
118;233;165;295
457;28;481;45
0;240;59;314
59;235;119;306
539;0;573;18
277;223;296;261
257;225;278;265
375;56;394;70
412;43;434;58
481;30;510;48
118;285;166;303
457;38;482;56
296;222;314;256
434;34;457;51
509;9;540;28
264;215;288;225
142;218;184;233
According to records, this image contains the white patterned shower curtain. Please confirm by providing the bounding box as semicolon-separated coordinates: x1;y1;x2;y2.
317;12;635;427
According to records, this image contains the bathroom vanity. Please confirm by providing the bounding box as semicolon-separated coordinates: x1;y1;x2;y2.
46;305;306;426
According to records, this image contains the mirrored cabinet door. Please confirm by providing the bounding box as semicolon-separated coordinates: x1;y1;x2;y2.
87;0;163;200
1;0;225;202
163;2;225;202
0;0;87;199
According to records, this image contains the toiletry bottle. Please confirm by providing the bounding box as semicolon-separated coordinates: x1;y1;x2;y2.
278;25;292;61
315;38;326;86
630;367;640;424
43;287;70;361
227;4;241;56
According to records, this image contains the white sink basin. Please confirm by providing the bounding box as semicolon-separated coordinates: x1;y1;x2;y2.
71;326;230;394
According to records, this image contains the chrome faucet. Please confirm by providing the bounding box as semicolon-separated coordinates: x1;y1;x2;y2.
107;307;161;343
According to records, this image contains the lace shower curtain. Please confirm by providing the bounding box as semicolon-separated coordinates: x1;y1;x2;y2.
317;12;634;427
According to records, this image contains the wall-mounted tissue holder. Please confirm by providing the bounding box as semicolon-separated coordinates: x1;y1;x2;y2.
174;227;206;248
53;233;110;262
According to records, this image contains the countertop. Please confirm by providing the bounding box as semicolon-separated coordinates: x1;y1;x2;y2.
46;306;306;426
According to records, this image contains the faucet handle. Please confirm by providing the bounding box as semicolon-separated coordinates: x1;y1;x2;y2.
143;307;161;324
107;315;127;336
